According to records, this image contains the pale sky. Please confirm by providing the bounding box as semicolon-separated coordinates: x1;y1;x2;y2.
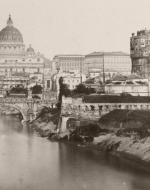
0;0;150;60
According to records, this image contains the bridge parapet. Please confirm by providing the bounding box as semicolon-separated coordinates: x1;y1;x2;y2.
0;98;58;121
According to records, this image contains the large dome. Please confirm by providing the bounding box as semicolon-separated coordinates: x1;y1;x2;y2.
0;15;23;43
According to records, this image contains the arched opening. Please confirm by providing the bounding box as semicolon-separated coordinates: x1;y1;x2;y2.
0;103;27;121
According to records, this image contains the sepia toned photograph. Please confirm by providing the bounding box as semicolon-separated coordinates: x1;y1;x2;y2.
0;0;150;189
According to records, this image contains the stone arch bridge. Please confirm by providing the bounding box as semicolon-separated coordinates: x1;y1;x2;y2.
0;98;57;121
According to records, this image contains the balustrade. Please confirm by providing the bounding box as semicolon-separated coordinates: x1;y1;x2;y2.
61;102;150;120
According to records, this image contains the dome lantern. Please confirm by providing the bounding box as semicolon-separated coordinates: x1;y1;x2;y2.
7;15;13;27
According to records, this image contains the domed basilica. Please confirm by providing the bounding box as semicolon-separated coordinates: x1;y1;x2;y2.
0;15;51;76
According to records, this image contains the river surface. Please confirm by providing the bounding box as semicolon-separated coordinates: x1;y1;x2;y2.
0;115;150;190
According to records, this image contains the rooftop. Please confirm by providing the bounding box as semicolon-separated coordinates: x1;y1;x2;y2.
85;51;130;57
111;74;127;81
12;72;30;77
54;55;85;58
111;74;144;81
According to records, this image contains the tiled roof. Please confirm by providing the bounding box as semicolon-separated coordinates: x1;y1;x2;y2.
126;74;143;80
111;74;127;81
33;72;42;74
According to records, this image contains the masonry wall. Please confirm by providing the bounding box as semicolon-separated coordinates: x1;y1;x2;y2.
105;84;149;96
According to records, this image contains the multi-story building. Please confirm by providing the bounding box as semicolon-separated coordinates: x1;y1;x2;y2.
0;15;51;77
0;72;30;90
130;29;150;78
85;51;131;75
52;71;86;96
53;55;86;73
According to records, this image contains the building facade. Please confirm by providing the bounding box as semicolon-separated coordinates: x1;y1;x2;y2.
85;52;131;75
52;71;86;96
53;55;86;73
130;29;150;78
0;15;51;80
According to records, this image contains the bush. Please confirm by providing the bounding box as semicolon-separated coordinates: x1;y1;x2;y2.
10;86;28;94
32;95;41;99
116;127;150;139
31;85;42;94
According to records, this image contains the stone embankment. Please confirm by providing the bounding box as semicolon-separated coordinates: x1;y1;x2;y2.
30;108;150;167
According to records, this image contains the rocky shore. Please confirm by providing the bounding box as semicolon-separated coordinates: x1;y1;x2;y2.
30;108;150;167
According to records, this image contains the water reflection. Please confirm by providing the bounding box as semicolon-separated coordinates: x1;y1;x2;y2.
0;115;150;190
58;142;150;190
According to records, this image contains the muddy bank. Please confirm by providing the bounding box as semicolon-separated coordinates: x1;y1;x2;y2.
31;119;150;167
30;108;150;167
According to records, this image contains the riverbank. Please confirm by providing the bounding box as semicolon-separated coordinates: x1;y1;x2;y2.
30;108;150;168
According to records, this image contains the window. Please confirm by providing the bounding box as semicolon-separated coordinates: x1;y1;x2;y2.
47;80;50;88
37;58;40;62
68;80;70;82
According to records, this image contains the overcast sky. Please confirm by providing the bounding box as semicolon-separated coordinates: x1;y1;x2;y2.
0;0;149;59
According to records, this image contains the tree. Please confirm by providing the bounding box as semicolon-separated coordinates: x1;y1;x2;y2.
58;77;71;103
72;83;95;95
10;85;28;94
31;84;42;94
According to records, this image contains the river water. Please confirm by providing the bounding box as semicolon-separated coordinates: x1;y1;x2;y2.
0;115;150;190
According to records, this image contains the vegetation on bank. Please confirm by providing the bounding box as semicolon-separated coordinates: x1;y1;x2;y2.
99;109;150;127
30;105;150;165
36;106;60;125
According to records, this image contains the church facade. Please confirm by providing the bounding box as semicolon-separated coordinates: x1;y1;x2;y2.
0;15;51;77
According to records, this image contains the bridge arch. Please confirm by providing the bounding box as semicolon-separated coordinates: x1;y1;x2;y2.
0;103;28;121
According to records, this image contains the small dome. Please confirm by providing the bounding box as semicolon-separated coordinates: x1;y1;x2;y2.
0;15;23;43
26;44;34;53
